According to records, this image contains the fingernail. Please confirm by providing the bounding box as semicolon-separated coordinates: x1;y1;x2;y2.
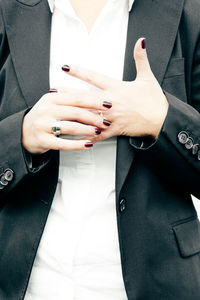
49;88;57;93
95;127;102;135
141;38;146;49
85;142;93;148
103;101;112;109
62;65;70;72
103;119;111;126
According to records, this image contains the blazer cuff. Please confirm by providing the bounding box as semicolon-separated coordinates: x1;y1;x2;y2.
22;147;53;172
22;107;53;173
129;91;200;197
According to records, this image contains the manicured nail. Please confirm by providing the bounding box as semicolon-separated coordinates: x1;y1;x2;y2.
85;142;93;148
62;65;70;72
141;38;146;49
103;101;112;109
103;119;111;126
95;127;102;135
49;88;57;93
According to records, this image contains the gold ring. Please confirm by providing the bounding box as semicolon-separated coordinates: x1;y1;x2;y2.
98;110;104;118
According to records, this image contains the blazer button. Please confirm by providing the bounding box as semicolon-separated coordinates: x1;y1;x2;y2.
185;137;194;150
4;169;14;182
119;198;126;212
192;144;199;155
198;150;200;161
0;175;8;186
178;131;189;144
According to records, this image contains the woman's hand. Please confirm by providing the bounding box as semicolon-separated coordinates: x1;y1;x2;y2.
22;89;111;154
22;37;169;154
62;38;169;143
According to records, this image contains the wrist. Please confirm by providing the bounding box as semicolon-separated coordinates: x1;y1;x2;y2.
151;95;169;139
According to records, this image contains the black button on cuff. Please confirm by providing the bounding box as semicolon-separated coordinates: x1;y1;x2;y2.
119;198;126;212
185;137;194;150
178;131;189;144
0;176;8;186
198;150;200;161
4;169;14;182
192;144;199;156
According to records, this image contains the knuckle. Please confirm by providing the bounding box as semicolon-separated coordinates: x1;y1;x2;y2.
58;141;73;151
73;108;82;120
136;52;144;62
41;93;56;105
90;125;96;134
97;97;103;109
41;93;50;102
36;101;53;116
83;125;94;136
74;97;83;107
85;73;93;84
72;122;81;132
97;117;104;128
48;138;58;150
37;133;46;145
34;119;42;131
58;143;65;151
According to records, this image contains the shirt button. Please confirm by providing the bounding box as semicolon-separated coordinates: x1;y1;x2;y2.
192;144;199;156
4;169;14;182
185;137;194;150
119;198;126;212
178;131;189;144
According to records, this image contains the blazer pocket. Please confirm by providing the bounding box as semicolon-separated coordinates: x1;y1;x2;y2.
16;0;42;7
173;218;200;258
164;58;185;79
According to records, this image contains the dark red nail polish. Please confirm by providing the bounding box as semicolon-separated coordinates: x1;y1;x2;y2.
103;119;111;126
49;88;57;93
85;142;93;148
103;101;112;109
141;38;146;49
62;65;70;72
95;127;102;135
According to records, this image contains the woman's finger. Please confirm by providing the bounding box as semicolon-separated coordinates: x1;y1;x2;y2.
47;120;102;136
62;64;120;90
83;124;117;144
48;88;112;110
52;105;111;129
134;37;154;80
45;135;94;151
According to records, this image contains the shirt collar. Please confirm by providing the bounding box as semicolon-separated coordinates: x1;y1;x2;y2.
48;0;54;12
48;0;135;13
128;0;135;12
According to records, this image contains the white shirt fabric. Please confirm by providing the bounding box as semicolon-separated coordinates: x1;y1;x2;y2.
25;0;134;299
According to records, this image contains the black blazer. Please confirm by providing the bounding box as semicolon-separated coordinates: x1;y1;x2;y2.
0;0;200;299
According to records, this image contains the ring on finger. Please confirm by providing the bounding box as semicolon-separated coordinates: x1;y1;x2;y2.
51;120;61;137
98;110;104;118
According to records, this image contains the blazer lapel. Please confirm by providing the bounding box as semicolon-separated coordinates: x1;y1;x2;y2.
1;0;52;107
116;0;185;200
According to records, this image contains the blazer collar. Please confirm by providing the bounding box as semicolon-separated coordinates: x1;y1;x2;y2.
2;0;185;199
1;0;52;107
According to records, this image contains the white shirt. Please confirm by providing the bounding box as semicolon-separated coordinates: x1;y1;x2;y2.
25;0;134;299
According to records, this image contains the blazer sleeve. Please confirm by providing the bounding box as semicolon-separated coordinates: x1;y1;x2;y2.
129;37;200;199
0;12;51;197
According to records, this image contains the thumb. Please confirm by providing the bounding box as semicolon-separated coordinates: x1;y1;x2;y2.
134;38;153;80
